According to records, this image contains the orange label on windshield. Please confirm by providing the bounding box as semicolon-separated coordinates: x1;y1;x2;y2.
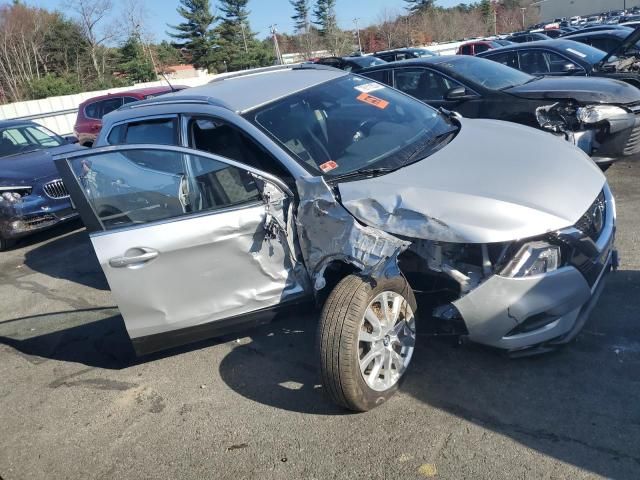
320;160;338;172
356;92;389;109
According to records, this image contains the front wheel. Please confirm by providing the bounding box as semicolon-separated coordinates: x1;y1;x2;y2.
318;274;417;411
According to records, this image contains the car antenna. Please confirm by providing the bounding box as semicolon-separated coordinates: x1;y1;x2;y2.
160;71;176;92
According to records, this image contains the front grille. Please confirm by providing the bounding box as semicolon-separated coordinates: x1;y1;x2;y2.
574;190;606;242
43;179;69;199
567;189;612;287
623;122;640;155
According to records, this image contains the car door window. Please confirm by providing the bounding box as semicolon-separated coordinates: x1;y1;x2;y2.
544;51;579;73
486;51;519;68
474;44;490;54
460;45;472;55
588;38;618;52
394;68;463;101
99;98;124;118
396;52;408;60
518;50;550;74
84;102;100;119
108;117;178;146
123;96;140;104
187;116;290;179
66;148;261;231
22;126;58;146
363;69;392;86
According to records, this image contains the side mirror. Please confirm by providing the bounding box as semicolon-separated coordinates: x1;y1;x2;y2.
445;86;470;101
562;62;578;72
64;135;79;144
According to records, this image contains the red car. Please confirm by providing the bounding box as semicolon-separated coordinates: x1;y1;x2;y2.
73;86;185;147
456;40;504;56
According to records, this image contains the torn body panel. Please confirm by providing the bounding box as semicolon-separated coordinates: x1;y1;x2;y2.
535;101;640;163
294;177;409;291
91;203;307;340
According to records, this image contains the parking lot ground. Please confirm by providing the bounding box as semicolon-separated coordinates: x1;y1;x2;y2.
1;161;640;480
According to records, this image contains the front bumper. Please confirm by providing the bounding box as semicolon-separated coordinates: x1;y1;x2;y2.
0;196;78;240
452;184;616;352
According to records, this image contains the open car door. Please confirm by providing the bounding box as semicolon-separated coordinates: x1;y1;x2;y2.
54;144;309;355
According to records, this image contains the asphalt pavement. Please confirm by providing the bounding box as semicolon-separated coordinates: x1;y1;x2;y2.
1;160;639;480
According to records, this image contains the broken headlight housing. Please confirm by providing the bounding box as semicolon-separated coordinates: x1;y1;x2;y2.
577;105;628;124
500;241;560;278
1;191;26;203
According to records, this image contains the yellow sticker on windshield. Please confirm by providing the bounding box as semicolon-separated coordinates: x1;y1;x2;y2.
357;92;389;109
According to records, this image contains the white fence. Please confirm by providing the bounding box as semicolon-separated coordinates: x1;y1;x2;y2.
0;76;218;136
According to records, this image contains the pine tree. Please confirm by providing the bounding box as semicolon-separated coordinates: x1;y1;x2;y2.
119;35;156;83
312;0;337;36
404;0;434;13
168;0;216;70
212;0;273;72
290;0;310;33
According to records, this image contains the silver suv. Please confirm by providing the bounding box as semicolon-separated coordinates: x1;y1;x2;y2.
55;65;616;411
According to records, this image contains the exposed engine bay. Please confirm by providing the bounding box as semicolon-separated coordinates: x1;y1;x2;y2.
535;101;639;162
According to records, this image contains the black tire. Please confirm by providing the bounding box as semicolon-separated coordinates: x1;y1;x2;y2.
0;237;15;252
318;274;417;412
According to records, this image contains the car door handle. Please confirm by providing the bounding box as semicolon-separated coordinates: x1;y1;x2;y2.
108;248;159;268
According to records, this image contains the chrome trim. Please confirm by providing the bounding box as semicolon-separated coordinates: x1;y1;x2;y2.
43;179;70;199
0;185;31;192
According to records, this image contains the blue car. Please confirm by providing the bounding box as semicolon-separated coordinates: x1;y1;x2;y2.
0;120;84;250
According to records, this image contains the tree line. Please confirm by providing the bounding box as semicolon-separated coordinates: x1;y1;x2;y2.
0;0;539;104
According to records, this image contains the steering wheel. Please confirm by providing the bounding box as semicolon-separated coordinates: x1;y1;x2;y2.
353;119;377;142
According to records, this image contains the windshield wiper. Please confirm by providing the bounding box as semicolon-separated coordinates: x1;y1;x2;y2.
405;130;457;163
329;167;396;182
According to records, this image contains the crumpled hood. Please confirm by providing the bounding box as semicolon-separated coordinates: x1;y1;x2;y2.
0;143;83;184
338;118;606;243
506;75;640;104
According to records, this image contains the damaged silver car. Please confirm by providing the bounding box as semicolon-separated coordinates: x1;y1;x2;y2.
54;65;617;411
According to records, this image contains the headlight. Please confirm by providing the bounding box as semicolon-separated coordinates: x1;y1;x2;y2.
576;105;628;124
501;241;560;278
1;191;26;203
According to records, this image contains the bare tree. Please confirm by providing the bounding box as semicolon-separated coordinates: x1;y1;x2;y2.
65;0;115;82
121;0;157;74
377;8;401;49
0;4;54;101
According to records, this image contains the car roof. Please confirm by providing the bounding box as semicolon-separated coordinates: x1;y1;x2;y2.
563;29;629;39
80;85;181;105
360;55;464;72
478;38;587;53
116;66;347;115
0;119;39;128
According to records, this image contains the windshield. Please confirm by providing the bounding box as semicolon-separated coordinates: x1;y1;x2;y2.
562;41;608;63
351;56;387;68
412;48;437;57
249;75;457;177
441;56;534;90
0;124;64;157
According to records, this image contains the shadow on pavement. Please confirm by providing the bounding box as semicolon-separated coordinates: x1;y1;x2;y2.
20;221;109;291
2;271;639;476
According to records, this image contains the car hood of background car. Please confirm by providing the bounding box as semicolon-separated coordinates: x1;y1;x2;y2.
0;143;83;184
505;75;640;104
337;118;605;244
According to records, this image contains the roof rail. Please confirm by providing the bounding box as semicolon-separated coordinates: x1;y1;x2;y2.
208;62;339;83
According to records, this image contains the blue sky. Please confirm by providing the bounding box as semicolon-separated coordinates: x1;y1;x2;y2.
25;0;460;40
